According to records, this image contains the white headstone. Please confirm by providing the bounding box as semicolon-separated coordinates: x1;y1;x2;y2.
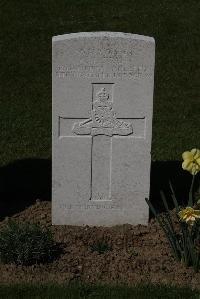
52;32;155;226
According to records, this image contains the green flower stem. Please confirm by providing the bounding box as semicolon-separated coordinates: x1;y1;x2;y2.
188;175;195;207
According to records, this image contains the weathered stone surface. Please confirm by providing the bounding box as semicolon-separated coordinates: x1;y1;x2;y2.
52;32;155;226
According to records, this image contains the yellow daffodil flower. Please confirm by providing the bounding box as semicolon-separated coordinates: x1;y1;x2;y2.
178;207;200;225
182;148;200;175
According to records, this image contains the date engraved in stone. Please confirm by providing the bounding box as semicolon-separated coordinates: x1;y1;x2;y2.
60;204;122;210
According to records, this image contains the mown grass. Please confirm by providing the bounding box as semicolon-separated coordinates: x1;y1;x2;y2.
0;283;199;299
1;0;200;166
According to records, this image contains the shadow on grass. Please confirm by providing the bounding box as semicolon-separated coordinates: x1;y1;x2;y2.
0;158;199;221
0;159;51;221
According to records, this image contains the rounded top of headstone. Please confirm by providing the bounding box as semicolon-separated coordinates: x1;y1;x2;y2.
52;32;155;43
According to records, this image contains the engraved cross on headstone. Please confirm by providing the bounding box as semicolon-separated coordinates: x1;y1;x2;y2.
59;83;145;201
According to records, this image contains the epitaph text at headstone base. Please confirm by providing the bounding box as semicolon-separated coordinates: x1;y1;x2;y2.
52;32;155;226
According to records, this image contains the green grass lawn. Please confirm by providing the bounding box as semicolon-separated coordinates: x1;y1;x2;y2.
1;0;200;166
0;283;199;299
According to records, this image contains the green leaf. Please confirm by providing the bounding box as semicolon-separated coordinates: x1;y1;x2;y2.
188;175;195;207
169;181;180;214
160;190;176;234
145;198;181;261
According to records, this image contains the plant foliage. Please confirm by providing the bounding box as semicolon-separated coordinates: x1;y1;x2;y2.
0;220;57;266
90;240;112;254
146;149;200;272
146;183;200;272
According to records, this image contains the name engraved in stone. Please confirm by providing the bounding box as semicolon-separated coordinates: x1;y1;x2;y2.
60;204;122;210
77;47;138;58
56;64;153;80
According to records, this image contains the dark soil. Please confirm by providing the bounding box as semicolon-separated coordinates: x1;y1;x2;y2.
0;200;199;290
